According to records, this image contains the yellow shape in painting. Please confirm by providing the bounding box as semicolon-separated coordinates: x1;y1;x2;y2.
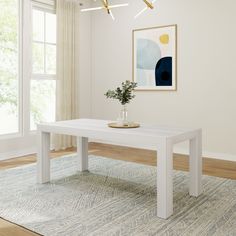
159;34;169;44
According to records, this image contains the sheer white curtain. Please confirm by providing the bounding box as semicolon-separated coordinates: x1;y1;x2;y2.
53;0;80;150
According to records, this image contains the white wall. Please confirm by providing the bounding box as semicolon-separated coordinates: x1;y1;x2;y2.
90;0;236;159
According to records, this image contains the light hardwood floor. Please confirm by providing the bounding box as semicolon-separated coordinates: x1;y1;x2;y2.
0;142;236;236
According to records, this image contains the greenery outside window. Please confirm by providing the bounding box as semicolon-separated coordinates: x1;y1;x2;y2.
0;0;20;135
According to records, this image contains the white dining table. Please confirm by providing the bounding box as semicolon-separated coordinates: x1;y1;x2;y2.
37;119;202;219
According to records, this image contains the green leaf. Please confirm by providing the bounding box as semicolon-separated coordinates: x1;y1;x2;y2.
104;80;137;105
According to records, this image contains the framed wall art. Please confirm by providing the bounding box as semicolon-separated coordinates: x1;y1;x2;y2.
132;24;177;91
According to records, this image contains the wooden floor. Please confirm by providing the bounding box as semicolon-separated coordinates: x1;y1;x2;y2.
0;142;236;236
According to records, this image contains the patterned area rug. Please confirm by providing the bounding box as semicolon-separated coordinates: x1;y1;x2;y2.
0;155;236;236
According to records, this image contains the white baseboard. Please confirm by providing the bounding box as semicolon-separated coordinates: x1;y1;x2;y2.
91;139;236;162
173;147;236;162
0;147;36;161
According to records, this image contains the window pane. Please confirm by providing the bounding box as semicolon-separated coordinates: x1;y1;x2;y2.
33;9;44;42
30;80;56;130
0;0;19;135
46;44;56;74
45;12;56;44
32;42;44;74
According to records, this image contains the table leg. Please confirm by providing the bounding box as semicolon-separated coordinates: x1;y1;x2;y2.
157;139;173;219
189;130;202;196
37;131;50;184
77;137;88;171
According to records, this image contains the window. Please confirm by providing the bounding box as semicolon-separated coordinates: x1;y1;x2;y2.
0;0;19;135
0;1;56;137
31;8;56;130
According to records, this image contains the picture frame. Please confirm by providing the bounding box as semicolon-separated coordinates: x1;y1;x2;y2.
132;24;177;91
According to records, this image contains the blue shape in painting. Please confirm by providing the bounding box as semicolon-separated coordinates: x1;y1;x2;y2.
137;69;147;86
155;57;172;86
137;38;161;70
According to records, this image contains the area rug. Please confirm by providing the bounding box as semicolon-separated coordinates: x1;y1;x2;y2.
0;155;236;236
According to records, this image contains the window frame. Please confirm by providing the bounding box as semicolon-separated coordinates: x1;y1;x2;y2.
0;0;56;139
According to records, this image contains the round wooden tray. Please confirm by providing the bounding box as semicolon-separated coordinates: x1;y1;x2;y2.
108;122;140;129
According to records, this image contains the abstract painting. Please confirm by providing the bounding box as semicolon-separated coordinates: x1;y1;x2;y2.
132;25;177;90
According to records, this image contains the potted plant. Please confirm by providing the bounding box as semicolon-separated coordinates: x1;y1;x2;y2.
105;80;137;125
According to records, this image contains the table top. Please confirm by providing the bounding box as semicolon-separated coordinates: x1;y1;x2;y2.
38;119;201;145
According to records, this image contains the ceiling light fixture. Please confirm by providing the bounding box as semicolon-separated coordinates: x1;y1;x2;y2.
80;0;129;21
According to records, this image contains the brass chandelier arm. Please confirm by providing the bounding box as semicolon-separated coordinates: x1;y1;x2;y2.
134;0;157;19
102;0;110;14
143;0;154;9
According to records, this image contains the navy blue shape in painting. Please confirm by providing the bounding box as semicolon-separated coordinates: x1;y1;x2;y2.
155;57;172;86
